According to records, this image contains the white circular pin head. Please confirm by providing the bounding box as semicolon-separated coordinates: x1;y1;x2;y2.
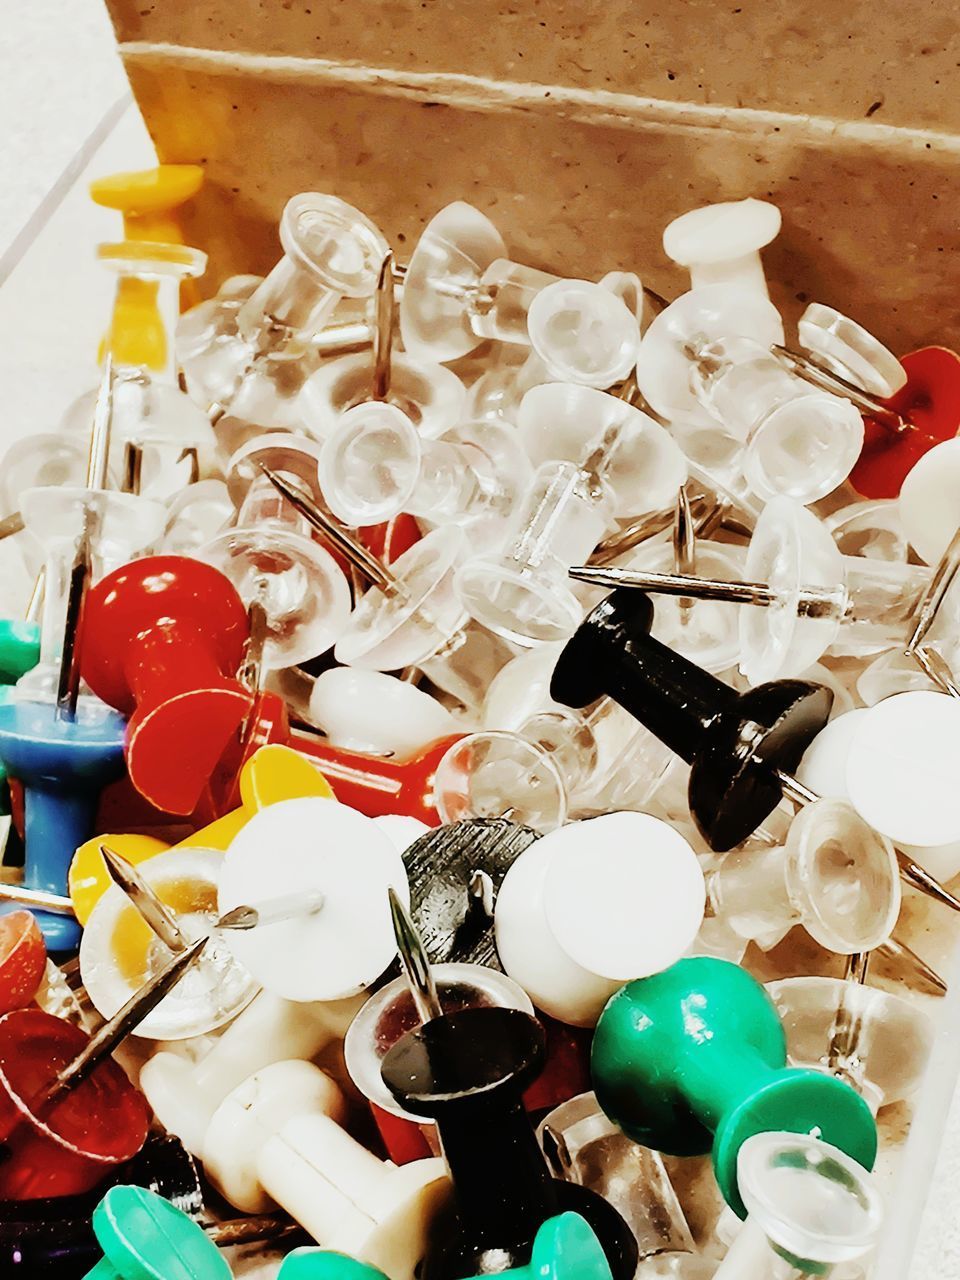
309;667;458;757
899;437;960;566
663;199;781;295
796;709;869;799
846;692;960;847
218;798;410;1000
543;812;706;982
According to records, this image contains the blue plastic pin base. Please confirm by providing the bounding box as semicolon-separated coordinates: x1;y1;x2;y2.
0;698;126;948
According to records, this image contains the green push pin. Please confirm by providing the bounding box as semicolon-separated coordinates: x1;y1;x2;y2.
590;957;878;1218
277;1213;613;1280
0;619;41;685
86;1185;232;1280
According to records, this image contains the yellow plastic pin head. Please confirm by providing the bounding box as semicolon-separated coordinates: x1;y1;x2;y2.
239;744;336;810
68;833;170;926
89;166;204;244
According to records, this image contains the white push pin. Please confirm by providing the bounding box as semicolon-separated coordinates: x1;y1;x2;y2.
494;812;705;1026
308;667;459;757
662;199;781;297
218;797;410;1001
200;1058;450;1280
138;987;365;1156
845;690;960;853
900;438;960;565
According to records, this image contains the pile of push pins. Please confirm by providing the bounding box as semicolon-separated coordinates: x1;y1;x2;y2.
4;165;960;1280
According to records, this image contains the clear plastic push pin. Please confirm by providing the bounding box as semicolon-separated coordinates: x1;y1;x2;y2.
706;798;900;958
766;970;935;1116
710;1132;882;1279
178;193;389;429
318;399;531;541
571;495;937;685
299;250;467;439
201;434;352;670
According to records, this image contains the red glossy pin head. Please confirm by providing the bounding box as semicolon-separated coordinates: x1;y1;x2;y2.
851;347;960;498
0;1007;149;1199
79;556;254;815
0;912;46;1016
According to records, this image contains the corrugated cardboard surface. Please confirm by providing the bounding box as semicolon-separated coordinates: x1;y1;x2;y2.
103;1;960;352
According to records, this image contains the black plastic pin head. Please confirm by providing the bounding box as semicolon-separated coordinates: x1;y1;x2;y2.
550;589;833;850
380;1007;637;1280
403;818;540;966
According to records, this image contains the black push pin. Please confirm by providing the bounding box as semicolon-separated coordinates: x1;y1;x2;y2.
380;963;637;1280
550;589;832;851
402;817;540;967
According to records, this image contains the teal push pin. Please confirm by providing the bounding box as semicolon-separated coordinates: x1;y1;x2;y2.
590;957;878;1218
86;1185;232;1280
277;1213;613;1280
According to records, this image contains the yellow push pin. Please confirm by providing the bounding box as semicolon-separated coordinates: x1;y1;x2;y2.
68;745;334;923
90;166;206;370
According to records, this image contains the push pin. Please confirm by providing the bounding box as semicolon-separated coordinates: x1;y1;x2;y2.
853;345;960;499
198;1056;449;1280
590;956;877;1218
0;909;47;1015
300;249;468;439
379;1003;637;1280
549;588;833;851
308;667;458;758
318;400;530;543
0;939;204;1199
178;192;389;428
80;845;259;1041
709;1132;882;1279
766;965;935;1116
493;812;705;1026
537;1092;698;1267
571;495;938;685
455;388;686;647
261;463;511;712
77;554;253;815
275;1213;616;1280
663;198;781;297
86;1184;231;1280
217;796;409;1001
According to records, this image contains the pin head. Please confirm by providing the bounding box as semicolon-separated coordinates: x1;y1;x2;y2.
92;1184;231;1280
278;1251;388;1280
380;1006;545;1118
0;910;46;1015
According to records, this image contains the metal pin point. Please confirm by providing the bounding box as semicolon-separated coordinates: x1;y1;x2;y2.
56;356;116;723
826;951;870;1076
673;483;696;623
568;563;843;620
257;461;397;592
771;343;913;434
911;644;960;698
0;512;25;541
31;936;208;1114
880;935;947;996
100;844;189;953
216;890;325;932
372;250;395;403
238;589;271;695
905;525;960;659
388;885;443;1024
0;882;76;914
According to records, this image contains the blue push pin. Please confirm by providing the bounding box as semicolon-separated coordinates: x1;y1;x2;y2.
0;361;127;952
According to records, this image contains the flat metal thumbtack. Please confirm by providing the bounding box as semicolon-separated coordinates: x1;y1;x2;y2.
388;885;443;1024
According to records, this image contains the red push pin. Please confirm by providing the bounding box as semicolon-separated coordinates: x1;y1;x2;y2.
0;910;47;1016
0;937;204;1200
78;555;253;815
851;346;960;499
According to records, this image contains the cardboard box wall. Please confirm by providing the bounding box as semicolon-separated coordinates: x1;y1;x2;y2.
103;0;960;353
